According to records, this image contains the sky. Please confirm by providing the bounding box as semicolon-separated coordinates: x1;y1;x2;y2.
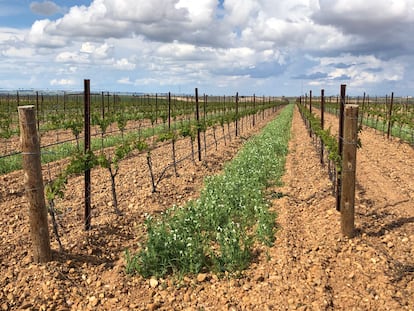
1;0;414;96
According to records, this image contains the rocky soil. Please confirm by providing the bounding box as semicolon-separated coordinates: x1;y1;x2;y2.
0;105;413;310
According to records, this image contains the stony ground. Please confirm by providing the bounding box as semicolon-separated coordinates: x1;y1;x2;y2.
0;105;413;310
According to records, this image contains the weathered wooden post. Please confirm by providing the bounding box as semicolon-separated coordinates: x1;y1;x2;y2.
252;94;256;127
84;79;91;231
195;88;202;161
359;92;366;128
235;92;239;137
320;89;325;165
18;105;51;263
168;92;171;130
309;90;313;137
387;92;394;139
340;104;359;238
336;84;346;211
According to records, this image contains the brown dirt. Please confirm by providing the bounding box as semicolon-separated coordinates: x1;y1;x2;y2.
1;106;413;310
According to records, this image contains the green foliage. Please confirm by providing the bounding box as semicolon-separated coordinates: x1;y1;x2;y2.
180;122;197;140
297;103;342;170
66;150;97;175
97;139;134;171
0;113;14;139
359;99;413;143
134;139;148;152
125;104;294;278
45;150;96;203
64;118;83;138
45;174;67;202
92;114;112;134
115;113;127;133
157;130;176;143
48;113;65;131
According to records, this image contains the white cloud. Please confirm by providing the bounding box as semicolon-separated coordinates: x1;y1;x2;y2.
223;0;260;27
117;77;133;84
105;0;187;23
156;42;197;59
80;42;95;54
113;58;136;70
50;78;76;86
0;27;25;43
305;54;405;87
26;19;68;47
1;0;414;95
317;0;413;23
2;47;34;58
175;0;216;26
56;51;89;63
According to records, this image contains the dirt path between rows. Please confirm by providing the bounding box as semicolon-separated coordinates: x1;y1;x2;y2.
268;106;413;310
0;105;412;310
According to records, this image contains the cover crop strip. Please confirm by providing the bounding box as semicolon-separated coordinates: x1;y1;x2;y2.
126;104;294;277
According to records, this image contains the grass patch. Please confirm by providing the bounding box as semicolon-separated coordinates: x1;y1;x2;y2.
126;104;294;278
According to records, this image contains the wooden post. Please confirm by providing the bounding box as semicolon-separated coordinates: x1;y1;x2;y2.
195;88;201;161
336;84;346;211
36;91;40;131
203;94;207;157
309;90;312;114
168;92;171;130
101;91;105;119
387;92;394;139
340;104;359;238
84;79;91;231
253;94;256;127
309;90;312;137
360;92;366;128
320;89;325;165
18;105;51;263
235;92;239;137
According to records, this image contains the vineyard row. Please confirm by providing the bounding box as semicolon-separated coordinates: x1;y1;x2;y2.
15;83;287;252
1;91;287;174
301;91;414;145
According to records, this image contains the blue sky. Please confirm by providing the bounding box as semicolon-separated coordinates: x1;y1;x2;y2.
1;0;414;96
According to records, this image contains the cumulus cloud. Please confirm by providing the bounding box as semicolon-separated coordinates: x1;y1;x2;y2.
113;58;136;70
50;78;76;86
80;42;113;59
176;0;216;26
26;19;68;47
301;54;405;88
312;0;414;57
2;0;414;94
117;77;134;84
55;51;89;63
2;47;34;58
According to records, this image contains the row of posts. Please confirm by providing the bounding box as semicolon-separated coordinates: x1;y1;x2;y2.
303;85;359;238
19;81;358;263
18;79;91;262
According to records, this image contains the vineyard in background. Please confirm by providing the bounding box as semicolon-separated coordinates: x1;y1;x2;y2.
1;85;288;243
1;83;413;266
297;87;413;235
305;93;414;145
0;90;285;173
